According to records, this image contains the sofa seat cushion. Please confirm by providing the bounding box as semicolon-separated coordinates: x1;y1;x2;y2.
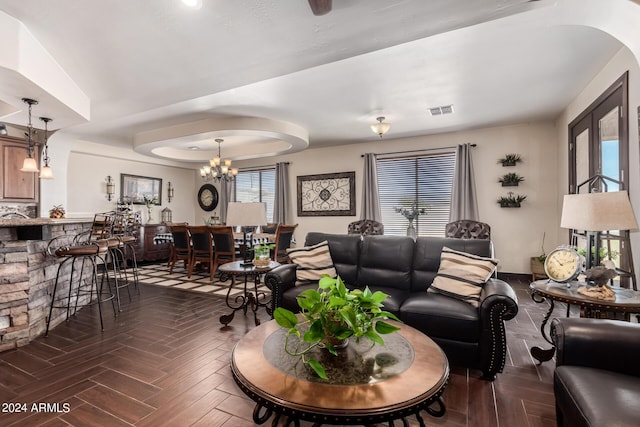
555;365;640;427
280;283;318;312
400;292;480;342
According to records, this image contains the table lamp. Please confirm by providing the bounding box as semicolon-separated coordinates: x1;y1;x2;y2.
560;191;638;270
226;202;267;266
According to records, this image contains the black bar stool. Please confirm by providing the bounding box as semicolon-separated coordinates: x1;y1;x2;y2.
45;238;115;336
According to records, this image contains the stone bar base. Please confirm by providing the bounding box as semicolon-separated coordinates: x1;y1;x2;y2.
0;219;93;352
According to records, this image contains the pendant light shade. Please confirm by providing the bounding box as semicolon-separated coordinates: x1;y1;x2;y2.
20;157;39;173
39;165;54;179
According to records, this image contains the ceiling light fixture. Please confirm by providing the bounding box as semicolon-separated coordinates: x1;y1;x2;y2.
20;98;39;173
0;123;7;135
200;139;238;182
181;0;202;9
38;117;54;179
371;116;391;138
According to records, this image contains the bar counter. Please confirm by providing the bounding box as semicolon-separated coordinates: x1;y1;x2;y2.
0;218;93;352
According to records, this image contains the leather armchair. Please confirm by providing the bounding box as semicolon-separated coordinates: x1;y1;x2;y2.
552;318;640;427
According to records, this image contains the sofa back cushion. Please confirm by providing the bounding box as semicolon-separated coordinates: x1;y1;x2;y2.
305;232;361;285
358;236;414;292
412;237;493;292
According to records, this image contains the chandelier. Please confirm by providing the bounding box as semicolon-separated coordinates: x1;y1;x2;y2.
200;139;238;182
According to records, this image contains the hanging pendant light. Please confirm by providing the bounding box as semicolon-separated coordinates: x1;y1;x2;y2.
20;98;39;173
371;116;391;138
39;117;53;179
200;139;239;182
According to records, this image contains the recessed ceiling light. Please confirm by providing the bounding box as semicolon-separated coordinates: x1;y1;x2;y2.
189;146;199;150
181;0;202;10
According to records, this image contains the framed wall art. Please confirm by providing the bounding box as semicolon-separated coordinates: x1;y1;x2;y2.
120;174;162;205
297;171;355;216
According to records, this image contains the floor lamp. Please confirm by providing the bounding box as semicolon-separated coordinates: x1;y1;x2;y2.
560;191;638;274
226;202;267;266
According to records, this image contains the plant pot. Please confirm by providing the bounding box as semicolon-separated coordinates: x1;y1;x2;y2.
530;257;547;280
321;336;349;350
501;182;519;187
253;246;271;267
501;161;517;167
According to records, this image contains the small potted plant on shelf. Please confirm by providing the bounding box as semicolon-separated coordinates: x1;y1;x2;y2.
49;205;66;219
273;275;401;379
498;153;522;167
498;172;525;187
497;192;526;208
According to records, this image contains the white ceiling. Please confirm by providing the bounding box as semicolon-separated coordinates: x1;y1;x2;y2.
0;0;624;164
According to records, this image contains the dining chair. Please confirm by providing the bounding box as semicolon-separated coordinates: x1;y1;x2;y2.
273;224;298;263
211;226;236;277
168;224;191;273
187;225;215;280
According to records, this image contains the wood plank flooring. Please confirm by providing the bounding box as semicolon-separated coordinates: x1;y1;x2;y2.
0;268;564;426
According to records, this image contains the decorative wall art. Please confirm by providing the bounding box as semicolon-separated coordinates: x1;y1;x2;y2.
121;174;162;205
297;172;356;216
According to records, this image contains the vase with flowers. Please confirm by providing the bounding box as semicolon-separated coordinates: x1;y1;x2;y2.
143;195;158;223
394;202;427;239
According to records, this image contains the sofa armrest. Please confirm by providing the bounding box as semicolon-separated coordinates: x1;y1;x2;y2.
264;264;298;314
552;317;640;377
477;278;519;379
479;279;519;321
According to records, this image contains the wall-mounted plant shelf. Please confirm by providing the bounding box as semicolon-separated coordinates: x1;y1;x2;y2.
498;192;526;208
498;172;524;187
498;153;522;167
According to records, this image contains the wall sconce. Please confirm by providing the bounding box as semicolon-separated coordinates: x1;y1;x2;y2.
0;123;7;135
38;117;54;179
105;175;115;201
167;181;174;203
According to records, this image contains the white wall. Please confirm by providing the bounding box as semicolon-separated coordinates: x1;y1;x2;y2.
556;46;640;282
65;142;198;224
236;120;559;274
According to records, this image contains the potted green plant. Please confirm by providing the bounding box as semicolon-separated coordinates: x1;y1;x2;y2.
498;153;522;167
498;172;525;187
273;275;401;379
497;192;526;208
253;242;274;267
530;232;547;280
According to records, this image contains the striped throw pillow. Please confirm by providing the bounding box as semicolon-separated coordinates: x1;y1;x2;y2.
287;240;337;286
428;247;498;307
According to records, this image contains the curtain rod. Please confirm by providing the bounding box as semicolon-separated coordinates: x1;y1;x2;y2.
238;161;290;171
361;144;476;157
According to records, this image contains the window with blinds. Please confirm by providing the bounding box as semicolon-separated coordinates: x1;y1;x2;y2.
234;168;276;222
376;152;455;237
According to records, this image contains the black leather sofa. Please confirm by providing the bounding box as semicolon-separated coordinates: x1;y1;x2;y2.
552;317;640;427
265;232;519;380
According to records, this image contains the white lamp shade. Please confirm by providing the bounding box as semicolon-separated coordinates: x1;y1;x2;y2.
39;165;54;179
560;191;638;231
20;157;39;172
225;202;267;227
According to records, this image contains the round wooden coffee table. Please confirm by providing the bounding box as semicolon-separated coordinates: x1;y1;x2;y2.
231;319;449;426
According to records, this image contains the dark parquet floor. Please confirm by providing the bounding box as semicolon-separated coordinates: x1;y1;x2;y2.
0;269;566;427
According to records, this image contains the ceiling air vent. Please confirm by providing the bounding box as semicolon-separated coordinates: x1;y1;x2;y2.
428;105;454;116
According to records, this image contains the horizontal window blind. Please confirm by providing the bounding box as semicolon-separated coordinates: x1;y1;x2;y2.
235;169;276;222
377;152;455;237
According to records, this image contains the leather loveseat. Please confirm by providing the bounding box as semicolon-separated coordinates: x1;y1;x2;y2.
552;317;640;427
265;232;519;380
